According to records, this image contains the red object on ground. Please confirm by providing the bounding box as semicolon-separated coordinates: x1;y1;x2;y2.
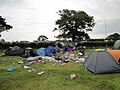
69;48;72;53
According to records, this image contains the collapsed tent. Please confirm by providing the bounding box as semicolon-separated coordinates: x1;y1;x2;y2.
84;51;120;74
37;48;53;56
64;47;69;51
47;46;56;54
113;40;120;49
5;46;24;56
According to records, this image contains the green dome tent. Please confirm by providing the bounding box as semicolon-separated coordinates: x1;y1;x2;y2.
5;47;38;57
5;46;24;56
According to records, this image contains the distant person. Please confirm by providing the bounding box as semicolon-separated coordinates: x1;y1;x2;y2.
69;48;72;53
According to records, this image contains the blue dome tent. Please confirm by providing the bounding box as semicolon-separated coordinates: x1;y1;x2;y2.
37;48;53;56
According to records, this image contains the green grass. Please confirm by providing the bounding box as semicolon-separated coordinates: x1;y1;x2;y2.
0;49;120;90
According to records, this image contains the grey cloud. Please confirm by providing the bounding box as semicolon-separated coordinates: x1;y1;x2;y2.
93;0;120;19
0;0;24;5
88;18;120;39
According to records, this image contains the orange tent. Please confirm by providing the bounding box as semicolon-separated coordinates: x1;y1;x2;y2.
106;50;120;61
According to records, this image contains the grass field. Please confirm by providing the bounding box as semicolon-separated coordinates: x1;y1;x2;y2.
0;49;120;90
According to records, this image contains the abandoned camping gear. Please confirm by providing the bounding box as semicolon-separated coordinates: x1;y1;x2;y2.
113;40;120;50
84;51;120;74
5;46;24;56
5;47;38;57
21;47;38;58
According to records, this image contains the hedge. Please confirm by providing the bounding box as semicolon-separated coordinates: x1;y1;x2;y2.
0;41;56;49
0;41;115;49
76;41;115;48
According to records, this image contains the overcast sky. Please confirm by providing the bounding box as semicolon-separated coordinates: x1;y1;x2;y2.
0;0;120;42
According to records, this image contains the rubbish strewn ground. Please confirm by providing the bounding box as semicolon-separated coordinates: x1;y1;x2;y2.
0;49;120;90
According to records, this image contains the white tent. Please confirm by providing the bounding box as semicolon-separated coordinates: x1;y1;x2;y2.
113;40;120;49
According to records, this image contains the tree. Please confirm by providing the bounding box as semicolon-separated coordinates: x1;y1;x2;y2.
106;33;120;41
0;16;13;37
0;39;5;43
38;35;48;41
53;9;95;42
